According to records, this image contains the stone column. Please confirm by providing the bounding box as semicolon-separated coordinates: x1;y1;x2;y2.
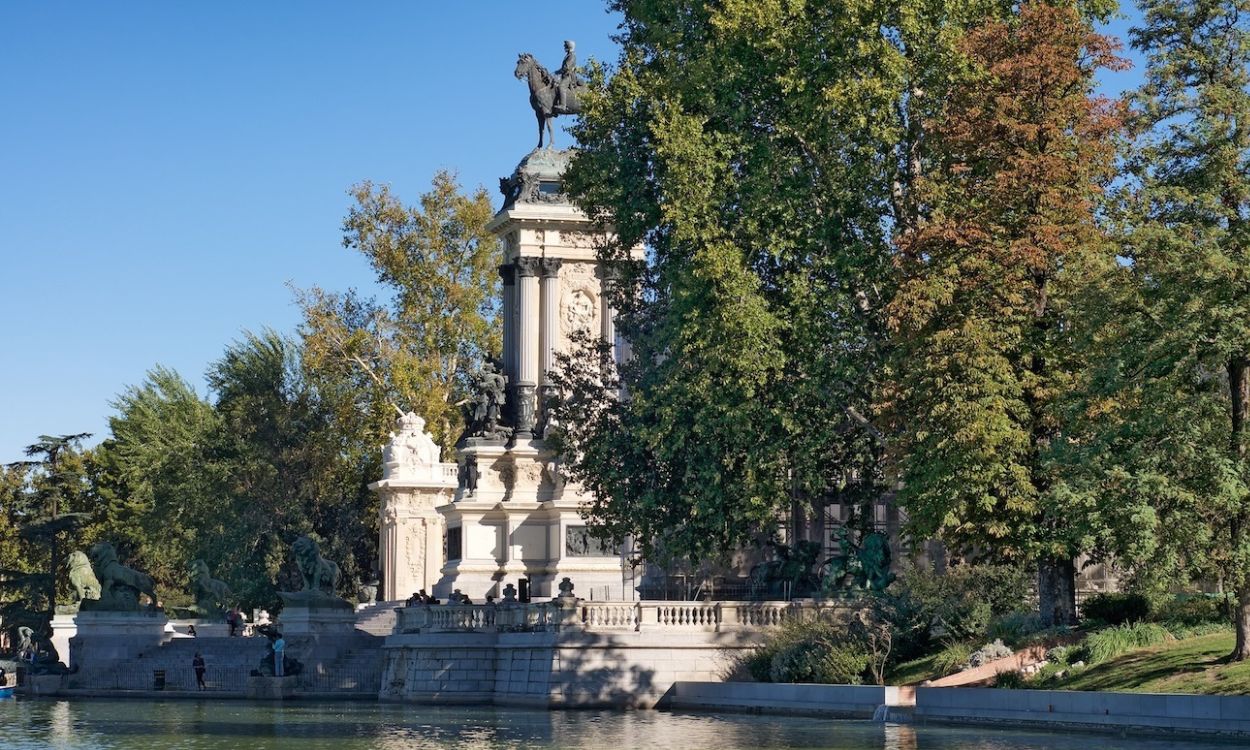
499;263;517;385
538;257;562;431
597;263;620;362
514;257;541;435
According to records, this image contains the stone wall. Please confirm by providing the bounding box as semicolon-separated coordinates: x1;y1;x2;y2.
381;629;757;708
379;599;820;707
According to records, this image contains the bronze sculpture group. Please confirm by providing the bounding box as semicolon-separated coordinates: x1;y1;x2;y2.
515;40;585;149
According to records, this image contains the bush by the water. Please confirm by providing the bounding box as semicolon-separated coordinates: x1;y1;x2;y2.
994;670;1027;689
743;618;874;685
879;563;1032;660
933;642;974;676
1080;622;1172;665
1081;592;1150;625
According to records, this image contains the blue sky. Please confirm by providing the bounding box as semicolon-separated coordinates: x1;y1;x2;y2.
0;2;1144;463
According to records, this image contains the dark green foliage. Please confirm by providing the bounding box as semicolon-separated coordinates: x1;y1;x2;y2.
1153;595;1231;627
1081;592;1152;625
994;670;1028;689
745;618;873;685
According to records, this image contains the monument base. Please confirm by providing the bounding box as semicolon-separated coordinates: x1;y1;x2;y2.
276;607;358;638
70;609;171;666
50;613;77;669
247;674;295;700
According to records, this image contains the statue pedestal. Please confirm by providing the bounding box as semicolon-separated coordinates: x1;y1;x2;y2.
70;610;170;666
50;613;78;669
276;606;358;638
246;674;295;700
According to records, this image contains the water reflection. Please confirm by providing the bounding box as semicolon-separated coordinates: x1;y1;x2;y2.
0;699;1235;750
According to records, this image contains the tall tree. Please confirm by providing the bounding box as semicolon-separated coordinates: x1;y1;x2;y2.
297;171;501;455
554;0;1041;562
92;367;222;598
1;433;96;626
886;2;1125;625
1111;0;1250;658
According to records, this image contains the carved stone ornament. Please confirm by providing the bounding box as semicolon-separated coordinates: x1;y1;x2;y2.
382;412;442;481
539;257;563;278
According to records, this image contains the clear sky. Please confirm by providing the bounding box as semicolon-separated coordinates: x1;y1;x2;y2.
0;2;1144;464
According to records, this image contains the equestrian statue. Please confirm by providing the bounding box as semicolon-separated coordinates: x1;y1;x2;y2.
515;40;585;149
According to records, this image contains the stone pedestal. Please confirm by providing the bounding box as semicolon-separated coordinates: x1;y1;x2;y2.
370;413;459;602
276;606;358;638
70;610;170;667
247;674;295;700
23;673;66;696
50;613;77;669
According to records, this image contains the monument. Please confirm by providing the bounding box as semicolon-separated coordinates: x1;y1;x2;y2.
371;43;644;603
69;542;170;675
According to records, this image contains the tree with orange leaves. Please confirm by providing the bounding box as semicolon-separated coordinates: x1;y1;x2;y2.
887;2;1126;625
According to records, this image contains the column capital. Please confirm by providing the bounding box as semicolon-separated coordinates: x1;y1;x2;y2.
516;257;541;278
539;257;563;279
499;263;516;285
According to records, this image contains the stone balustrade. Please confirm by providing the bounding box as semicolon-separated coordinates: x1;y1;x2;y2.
393;599;837;635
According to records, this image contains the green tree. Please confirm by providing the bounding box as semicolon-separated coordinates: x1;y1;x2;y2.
1;434;96;628
296;171;501;455
1101;0;1250;658
202;330;377;607
553;0;1027;562
92;367;221;601
886;3;1125;625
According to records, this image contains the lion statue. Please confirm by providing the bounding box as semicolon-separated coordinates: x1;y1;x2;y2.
293;535;340;595
67;550;101;604
85;541;159;611
187;559;231;615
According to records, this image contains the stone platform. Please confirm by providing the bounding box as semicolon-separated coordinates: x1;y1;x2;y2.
381;599;841;708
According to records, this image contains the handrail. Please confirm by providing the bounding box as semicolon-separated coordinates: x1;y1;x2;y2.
393;599;825;635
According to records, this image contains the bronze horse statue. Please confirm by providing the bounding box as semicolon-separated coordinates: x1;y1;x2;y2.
515;53;582;149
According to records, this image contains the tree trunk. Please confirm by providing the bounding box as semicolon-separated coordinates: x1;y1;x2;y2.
1234;586;1250;662
1038;555;1077;627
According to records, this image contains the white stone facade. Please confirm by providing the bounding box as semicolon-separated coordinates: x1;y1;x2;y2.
370;412;458;602
373;148;644;605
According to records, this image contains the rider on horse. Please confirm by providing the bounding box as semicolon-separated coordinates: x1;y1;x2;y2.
555;40;580;111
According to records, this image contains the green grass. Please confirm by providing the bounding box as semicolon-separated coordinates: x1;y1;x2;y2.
887;651;947;686
1041;630;1250;695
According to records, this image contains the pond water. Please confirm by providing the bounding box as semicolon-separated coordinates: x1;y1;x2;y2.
0;698;1233;750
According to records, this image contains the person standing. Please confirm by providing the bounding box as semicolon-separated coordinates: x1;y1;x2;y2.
272;633;286;677
192;652;207;690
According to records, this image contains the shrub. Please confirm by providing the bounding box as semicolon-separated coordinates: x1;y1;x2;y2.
768;642;870;684
987;611;1044;646
1161;620;1232;640
881;562;1032;658
1082;622;1172;665
1044;645;1072;664
994;670;1027;689
1081;592;1150;625
1153;594;1229;626
746;617;873;684
933;642;974;676
968;639;1014;667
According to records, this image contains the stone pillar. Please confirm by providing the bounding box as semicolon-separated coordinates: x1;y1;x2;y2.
538;257;562;430
499;263;517;385
597;263;620;363
514;257;541;436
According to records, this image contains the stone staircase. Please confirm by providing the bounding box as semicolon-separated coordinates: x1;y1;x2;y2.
354;601;400;636
296;638;385;694
70;636;268;692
